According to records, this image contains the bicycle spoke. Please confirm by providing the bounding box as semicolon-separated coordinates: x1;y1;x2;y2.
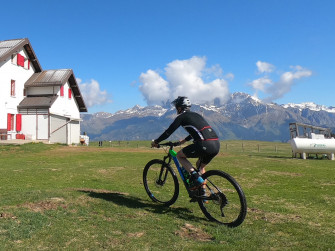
143;159;179;206
198;170;247;227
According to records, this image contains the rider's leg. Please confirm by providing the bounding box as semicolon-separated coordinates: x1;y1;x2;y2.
177;150;195;173
196;159;206;174
196;159;207;189
188;159;208;202
178;150;207;175
177;150;205;190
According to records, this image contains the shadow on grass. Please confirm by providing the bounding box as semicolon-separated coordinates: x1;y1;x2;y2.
77;189;205;222
263;155;329;160
265;156;293;159
248;154;293;159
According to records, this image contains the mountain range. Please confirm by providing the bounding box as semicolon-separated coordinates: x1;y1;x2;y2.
81;92;335;142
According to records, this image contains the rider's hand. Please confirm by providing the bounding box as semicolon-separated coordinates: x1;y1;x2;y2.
151;140;159;148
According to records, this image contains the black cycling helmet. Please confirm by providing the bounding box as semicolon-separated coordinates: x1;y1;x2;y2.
171;96;191;109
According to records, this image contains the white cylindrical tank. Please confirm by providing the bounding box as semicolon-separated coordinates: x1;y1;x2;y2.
290;138;335;160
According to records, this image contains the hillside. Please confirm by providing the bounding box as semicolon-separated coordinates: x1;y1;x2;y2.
81;92;335;142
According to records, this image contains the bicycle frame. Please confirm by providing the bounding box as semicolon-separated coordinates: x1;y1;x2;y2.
162;144;200;198
144;141;247;227
161;143;223;202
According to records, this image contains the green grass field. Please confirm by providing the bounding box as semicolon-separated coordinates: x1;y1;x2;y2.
0;141;334;250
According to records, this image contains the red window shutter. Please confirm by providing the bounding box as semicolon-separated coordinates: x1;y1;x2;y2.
60;86;64;96
68;89;72;99
7;114;12;131
20;55;24;67
17;54;24;67
28;59;30;69
16;114;22;132
16;54;20;65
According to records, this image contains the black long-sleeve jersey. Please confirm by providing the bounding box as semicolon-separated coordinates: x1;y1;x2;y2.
154;110;219;143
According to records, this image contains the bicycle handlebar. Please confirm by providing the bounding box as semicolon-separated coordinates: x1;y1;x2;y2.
155;141;181;148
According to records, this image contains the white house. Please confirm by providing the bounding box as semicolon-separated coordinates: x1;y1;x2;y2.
0;38;87;144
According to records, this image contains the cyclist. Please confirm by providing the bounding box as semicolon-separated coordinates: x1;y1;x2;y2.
151;96;220;192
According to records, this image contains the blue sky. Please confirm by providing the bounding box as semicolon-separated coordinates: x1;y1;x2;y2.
2;0;334;113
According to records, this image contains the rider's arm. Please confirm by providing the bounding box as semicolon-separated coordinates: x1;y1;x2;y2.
154;115;182;144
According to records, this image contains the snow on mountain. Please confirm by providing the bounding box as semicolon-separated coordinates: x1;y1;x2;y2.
198;104;222;112
282;102;335;113
93;112;113;118
81;92;335;141
93;93;334;119
115;105;168;117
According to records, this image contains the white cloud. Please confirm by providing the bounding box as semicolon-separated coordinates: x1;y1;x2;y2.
224;73;235;81
138;56;230;106
139;70;170;105
204;64;224;79
249;63;312;102
77;78;111;107
140;58;312;106
264;65;312;101
249;77;273;98
256;61;275;73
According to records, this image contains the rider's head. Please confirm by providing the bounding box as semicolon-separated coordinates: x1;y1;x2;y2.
171;96;191;114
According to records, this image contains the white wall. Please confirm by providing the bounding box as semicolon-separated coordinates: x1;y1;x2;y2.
0;49;35;129
21;114;49;140
69;120;80;144
21;115;37;140
50;115;67;144
50;81;80;119
37;115;49;139
27;86;57;96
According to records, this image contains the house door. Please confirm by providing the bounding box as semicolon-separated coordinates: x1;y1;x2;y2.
50;115;67;144
37;115;49;140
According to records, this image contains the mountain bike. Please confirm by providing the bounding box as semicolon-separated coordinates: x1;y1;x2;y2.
143;141;247;227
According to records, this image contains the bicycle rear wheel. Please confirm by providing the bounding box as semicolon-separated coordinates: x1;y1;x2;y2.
143;159;179;206
198;170;247;227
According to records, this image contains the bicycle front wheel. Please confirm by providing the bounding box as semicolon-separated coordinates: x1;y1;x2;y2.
198;170;247;227
143;159;179;206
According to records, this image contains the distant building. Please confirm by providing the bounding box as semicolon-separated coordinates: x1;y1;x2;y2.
0;38;87;144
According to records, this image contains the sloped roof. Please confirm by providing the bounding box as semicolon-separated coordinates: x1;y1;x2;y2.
25;69;73;87
18;96;58;109
24;69;87;112
0;38;42;72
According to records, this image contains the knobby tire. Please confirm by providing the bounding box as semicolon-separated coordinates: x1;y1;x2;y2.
198;170;247;227
143;159;179;206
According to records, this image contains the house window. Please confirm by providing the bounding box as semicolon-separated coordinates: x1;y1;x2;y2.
11;54;17;65
60;86;64;97
68;89;72;99
7;114;15;131
24;59;30;70
10;80;15;97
